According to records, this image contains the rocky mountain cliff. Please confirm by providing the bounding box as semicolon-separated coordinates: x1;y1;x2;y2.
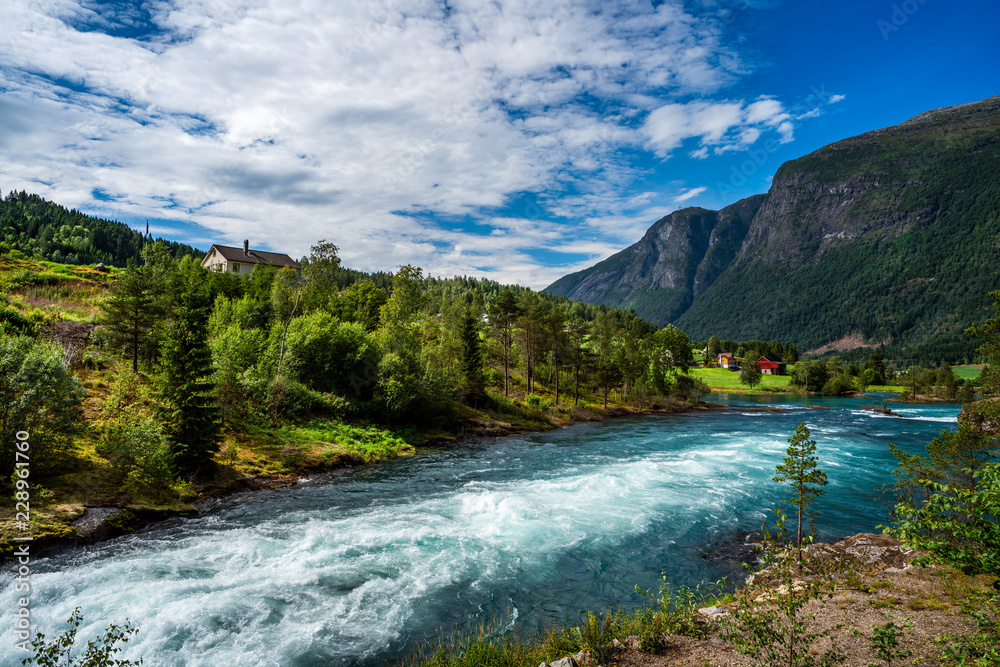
547;95;1000;359
546;194;763;325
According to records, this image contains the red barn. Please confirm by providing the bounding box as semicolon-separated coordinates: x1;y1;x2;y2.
756;356;787;375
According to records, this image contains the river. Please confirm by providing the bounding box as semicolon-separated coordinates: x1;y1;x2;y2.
0;393;959;666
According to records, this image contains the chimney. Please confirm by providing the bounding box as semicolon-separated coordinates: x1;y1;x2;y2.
243;239;249;256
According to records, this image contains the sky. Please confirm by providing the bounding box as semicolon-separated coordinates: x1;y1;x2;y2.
1;0;998;288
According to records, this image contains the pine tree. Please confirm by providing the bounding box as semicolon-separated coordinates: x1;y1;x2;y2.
774;423;829;563
103;264;155;372
159;259;220;473
459;308;485;398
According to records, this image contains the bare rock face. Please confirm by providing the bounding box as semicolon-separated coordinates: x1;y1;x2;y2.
805;533;917;570
545;194;763;325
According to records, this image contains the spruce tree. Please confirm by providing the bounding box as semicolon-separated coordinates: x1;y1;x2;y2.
458;308;485;398
774;422;829;563
103;264;155;372
159;259;220;473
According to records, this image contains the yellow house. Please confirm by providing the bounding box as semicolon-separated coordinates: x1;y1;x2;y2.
718;352;739;369
201;240;301;275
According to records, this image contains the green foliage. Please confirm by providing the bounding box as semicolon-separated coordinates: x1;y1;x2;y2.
20;607;142;667
265;374;348;421
774;423;829;559
102;265;158;372
721;520;844;667
890;463;1000;587
282;311;378;400
671;374;711;404
740;358;762;389
94;371;174;491
967;290;1000;396
458;309;485;397
158;259;220;474
859;615;913;667
1;189;200;266
936;592;1000;666
0;335;84;479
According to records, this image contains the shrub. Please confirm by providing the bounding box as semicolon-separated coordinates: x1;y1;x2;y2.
266;375;347;420
0;335;84;479
20;607;142;667
95;371;174;491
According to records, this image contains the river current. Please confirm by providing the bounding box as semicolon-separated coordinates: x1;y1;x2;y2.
0;394;959;666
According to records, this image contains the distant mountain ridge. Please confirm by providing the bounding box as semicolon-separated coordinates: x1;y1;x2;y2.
547;95;1000;359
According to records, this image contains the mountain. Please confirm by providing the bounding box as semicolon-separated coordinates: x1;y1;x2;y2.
546;194;764;326
547;95;1000;360
0;190;202;266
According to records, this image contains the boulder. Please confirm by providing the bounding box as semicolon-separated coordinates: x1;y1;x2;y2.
550;657;578;667
72;507;127;542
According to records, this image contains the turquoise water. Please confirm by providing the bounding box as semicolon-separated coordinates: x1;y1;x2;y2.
0;394;959;666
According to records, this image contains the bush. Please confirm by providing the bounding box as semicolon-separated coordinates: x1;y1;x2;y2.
266;375;347;420
0;335;84;479
20;607;142;667
95;371;174;491
822;374;855;396
670;374;710;404
282;312;379;400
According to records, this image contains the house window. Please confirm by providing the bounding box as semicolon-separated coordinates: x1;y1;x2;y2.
233;264;239;273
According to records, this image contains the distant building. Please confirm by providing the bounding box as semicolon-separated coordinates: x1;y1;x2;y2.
756;356;787;375
201;240;301;276
718;352;739;369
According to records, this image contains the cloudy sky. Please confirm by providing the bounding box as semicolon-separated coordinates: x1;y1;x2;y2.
1;0;998;287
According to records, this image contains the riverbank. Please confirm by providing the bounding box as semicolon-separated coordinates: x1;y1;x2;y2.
404;533;996;667
0;392;703;560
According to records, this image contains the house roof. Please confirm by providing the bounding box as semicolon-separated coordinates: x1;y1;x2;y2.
759;355;786;364
205;244;301;269
718;352;735;358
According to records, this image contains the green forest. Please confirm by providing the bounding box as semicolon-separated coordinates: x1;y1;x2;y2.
0;190;202;266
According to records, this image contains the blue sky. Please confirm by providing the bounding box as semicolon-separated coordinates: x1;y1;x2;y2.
1;0;997;287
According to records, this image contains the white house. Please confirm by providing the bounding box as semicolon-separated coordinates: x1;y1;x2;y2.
201;240;301;275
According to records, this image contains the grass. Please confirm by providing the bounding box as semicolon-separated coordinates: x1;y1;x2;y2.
0;255;114;324
690;366;794;391
402;581;727;667
953;364;984;380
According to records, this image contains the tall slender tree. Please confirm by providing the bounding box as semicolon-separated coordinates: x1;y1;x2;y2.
103;264;154;372
160;259;220;473
773;422;829;563
458;308;485;399
488;290;521;397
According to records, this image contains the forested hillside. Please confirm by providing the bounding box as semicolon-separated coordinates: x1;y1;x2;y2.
0;190;202;266
548;95;1000;361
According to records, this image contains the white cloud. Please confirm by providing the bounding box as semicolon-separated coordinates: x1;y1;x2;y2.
673;186;707;203
641;96;792;157
0;0;792;288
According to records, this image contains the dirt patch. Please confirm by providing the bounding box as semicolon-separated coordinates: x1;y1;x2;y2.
609;534;990;667
805;333;886;356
